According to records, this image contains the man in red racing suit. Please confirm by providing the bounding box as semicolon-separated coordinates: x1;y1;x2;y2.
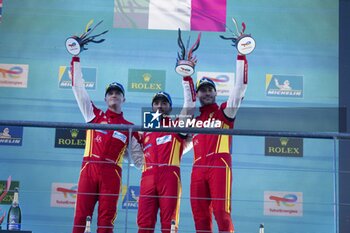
137;77;195;233
190;55;248;233
70;56;143;233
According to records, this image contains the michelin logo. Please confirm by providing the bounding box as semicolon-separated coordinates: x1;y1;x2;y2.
265;74;303;98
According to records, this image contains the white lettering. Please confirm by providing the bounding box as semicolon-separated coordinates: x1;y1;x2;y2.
160;118;222;128
195;121;203;128
178;120;184;127
186;119;196;127
214;120;222;128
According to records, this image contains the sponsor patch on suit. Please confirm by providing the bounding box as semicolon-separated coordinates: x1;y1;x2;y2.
156;135;172;145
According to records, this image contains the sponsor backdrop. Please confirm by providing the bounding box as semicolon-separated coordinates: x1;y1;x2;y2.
0;180;20;205
0;0;338;233
54;128;86;149
265;137;303;157
58;66;97;90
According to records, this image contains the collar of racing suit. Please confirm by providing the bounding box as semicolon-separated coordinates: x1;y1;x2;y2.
199;103;219;114
105;109;124;119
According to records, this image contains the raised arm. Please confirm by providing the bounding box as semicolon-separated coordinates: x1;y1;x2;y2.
178;76;196;152
179;76;196;118
223;55;248;119
70;57;95;123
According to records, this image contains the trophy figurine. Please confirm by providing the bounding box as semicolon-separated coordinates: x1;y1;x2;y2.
220;18;256;55
65;19;108;56
175;29;201;76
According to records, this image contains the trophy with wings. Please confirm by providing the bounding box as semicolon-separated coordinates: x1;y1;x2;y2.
65;19;108;56
220;18;256;55
175;29;201;76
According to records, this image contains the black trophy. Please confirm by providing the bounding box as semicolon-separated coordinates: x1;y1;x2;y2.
65;19;108;56
220;18;256;55
175;29;201;76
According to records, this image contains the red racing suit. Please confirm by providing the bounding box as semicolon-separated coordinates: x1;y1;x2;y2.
71;57;142;233
191;55;248;233
137;78;195;233
137;127;186;233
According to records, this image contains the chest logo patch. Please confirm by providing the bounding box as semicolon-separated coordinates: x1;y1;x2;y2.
156;135;172;145
113;131;127;143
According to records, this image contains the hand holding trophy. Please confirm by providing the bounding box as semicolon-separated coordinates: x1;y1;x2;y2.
220;18;256;55
175;29;201;76
65;19;108;56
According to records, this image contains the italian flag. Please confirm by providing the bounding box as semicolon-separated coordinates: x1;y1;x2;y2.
114;0;227;32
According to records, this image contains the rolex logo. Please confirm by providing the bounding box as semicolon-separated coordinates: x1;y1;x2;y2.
55;128;86;149
143;73;151;82
265;137;303;157
70;129;79;138
279;137;289;146
128;69;165;93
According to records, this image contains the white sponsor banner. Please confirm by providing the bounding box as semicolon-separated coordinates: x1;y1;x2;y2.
197;72;234;96
0;64;29;88
50;183;77;208
264;191;303;216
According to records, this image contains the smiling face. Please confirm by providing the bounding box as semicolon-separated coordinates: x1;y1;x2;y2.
104;89;125;112
152;97;172;115
197;85;217;106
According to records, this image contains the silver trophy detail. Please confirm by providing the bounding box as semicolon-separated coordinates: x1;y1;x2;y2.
220;18;256;55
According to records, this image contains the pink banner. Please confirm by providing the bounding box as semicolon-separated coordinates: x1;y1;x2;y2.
0;0;3;22
191;0;226;32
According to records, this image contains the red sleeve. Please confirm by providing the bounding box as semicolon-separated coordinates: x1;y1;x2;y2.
70;57;80;86
219;102;236;126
